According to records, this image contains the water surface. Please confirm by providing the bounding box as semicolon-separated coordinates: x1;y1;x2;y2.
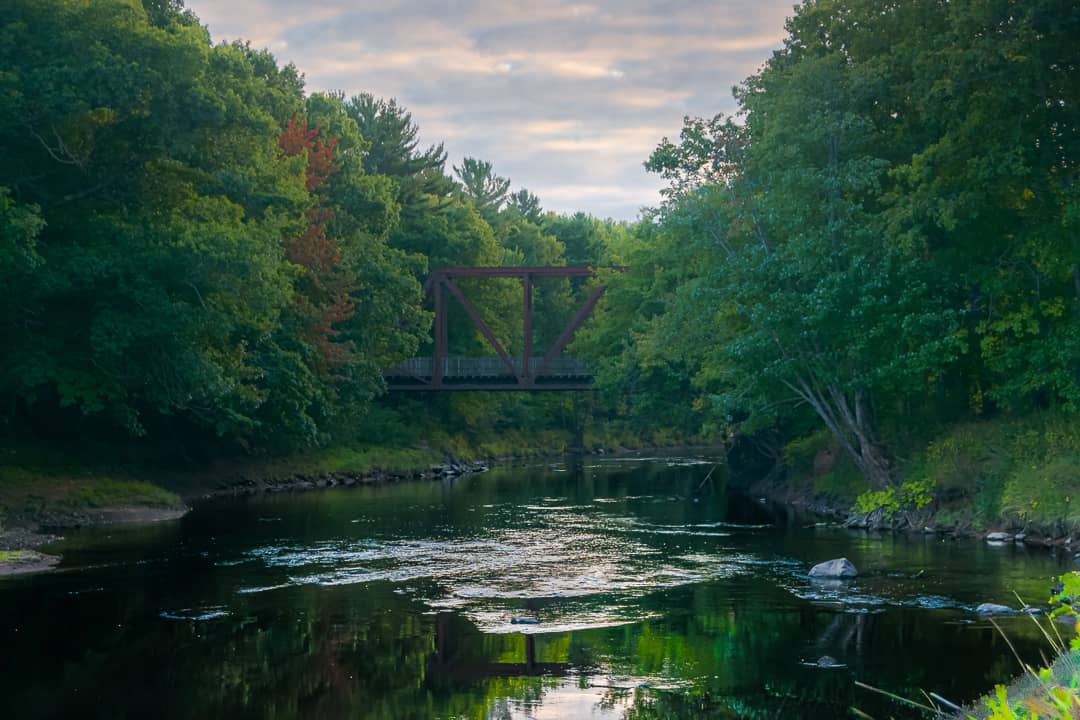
1;455;1071;719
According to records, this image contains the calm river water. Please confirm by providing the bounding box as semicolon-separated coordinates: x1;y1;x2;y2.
1;455;1072;719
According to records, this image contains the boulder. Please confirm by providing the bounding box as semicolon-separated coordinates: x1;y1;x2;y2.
809;558;858;579
816;655;845;668
975;603;1017;615
986;532;1013;543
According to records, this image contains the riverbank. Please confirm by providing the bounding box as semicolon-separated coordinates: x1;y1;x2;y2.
756;477;1080;549
768;412;1080;553
0;430;722;574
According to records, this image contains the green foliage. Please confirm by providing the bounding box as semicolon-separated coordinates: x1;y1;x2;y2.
999;414;1080;529
0;464;182;525
813;464;869;501
453;157;510;219
569;0;1080;531
854;478;935;520
1050;573;1080;651
980;655;1080;720
1002;457;1080;528
783;428;833;477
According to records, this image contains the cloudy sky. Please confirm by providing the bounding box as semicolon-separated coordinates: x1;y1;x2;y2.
185;0;795;220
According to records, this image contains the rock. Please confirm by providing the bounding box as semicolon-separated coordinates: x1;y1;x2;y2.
1014;533;1027;542
986;532;1013;543
809;558;858;579
975;603;1017;615
800;655;847;669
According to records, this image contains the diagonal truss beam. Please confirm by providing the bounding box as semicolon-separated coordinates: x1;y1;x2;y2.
535;286;605;379
442;277;522;381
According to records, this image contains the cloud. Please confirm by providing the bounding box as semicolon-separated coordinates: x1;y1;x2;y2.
185;0;793;220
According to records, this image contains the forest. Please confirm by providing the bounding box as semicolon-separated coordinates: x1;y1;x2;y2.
1;0;1079;532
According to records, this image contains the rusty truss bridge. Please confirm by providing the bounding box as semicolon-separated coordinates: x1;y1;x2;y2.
385;266;611;391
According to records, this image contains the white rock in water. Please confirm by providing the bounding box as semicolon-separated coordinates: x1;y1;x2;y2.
986;532;1013;542
976;603;1017;615
809;558;858;578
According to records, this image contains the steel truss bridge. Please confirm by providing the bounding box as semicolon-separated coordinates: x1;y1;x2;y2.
385;266;612;391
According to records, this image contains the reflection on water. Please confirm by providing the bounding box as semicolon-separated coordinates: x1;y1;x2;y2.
0;454;1073;719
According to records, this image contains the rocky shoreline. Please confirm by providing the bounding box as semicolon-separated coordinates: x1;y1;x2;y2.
189;458;494;502
763;483;1080;566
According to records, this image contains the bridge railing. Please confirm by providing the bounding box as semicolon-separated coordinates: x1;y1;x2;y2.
385;356;590;380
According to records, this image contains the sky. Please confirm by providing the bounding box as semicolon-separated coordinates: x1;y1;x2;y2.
184;0;795;221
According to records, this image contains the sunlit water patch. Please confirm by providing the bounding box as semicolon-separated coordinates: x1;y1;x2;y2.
239;511;757;631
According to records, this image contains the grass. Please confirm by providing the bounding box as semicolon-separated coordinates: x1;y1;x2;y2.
248;445;445;476
0;549;37;563
971;649;1080;719
0;463;183;529
814;463;871;501
910;412;1080;533
964;596;1080;720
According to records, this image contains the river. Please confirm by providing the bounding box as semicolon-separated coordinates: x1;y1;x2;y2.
1;454;1072;719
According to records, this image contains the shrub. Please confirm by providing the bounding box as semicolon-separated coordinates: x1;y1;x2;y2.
1001;456;1080;529
853;477;935;520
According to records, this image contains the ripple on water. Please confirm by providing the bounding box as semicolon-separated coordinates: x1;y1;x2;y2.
160;606;231;621
779;571;973;614
236;512;759;632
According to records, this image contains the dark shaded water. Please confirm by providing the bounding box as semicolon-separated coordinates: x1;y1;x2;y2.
1;455;1072;719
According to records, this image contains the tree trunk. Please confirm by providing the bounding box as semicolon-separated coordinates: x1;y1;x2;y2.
784;374;892;489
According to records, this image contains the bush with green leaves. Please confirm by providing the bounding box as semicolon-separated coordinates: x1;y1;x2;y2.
853;478;935;520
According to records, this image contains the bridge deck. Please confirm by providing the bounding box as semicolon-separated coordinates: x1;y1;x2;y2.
385;356;593;390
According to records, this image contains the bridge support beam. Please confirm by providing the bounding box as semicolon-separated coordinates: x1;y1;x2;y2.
522;272;532;386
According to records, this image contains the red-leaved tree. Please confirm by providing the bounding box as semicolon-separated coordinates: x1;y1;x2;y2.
279;115;354;374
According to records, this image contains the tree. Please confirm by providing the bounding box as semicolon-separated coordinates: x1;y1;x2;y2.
0;0;430;451
624;1;975;487
506;189;543;224
453;157;510;218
